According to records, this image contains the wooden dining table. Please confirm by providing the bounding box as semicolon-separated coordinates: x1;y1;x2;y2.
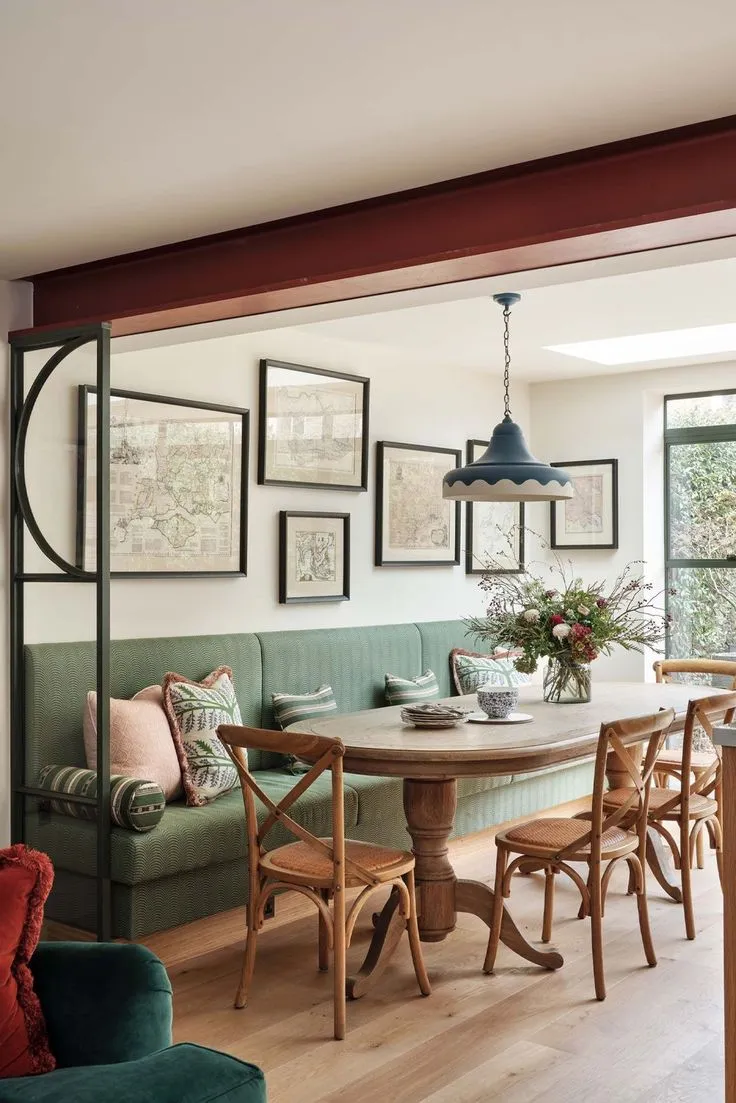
289;680;721;997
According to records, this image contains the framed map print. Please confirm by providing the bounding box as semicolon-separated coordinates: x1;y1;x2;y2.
375;441;461;566
465;439;525;574
77;387;248;576
550;458;618;550
279;511;350;603
258;359;369;490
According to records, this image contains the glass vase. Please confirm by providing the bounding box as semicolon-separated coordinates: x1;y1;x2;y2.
543;657;591;704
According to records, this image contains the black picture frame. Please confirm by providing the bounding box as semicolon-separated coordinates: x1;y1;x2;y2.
465;439;525;574
550;458;619;550
375;441;461;567
77;386;249;577
258;358;369;491
278;511;350;603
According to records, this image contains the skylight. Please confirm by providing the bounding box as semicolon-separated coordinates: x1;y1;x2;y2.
546;323;736;365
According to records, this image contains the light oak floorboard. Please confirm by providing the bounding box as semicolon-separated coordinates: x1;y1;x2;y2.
57;803;725;1103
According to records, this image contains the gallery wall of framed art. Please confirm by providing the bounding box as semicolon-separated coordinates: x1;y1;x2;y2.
549;458;619;550
375;441;461;567
464;439;525;574
77;386;249;577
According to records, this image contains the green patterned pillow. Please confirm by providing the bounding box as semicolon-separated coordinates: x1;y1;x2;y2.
451;649;530;695
38;766;164;832
162;666;241;807
385;669;439;706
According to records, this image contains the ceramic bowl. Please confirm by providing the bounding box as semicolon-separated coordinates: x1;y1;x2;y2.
476;685;519;719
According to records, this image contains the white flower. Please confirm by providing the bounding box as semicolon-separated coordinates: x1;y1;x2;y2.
578;604;590;616
552;623;572;640
565;609;575;619
522;608;540;623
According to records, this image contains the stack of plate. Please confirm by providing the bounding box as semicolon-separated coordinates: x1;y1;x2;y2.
400;702;469;728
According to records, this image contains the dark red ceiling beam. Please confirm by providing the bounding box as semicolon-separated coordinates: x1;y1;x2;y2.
25;114;736;337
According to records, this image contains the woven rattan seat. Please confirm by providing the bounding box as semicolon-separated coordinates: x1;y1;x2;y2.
503;817;635;856
261;838;414;887
604;787;718;819
655;748;716;770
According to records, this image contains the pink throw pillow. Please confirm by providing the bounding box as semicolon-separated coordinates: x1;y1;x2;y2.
84;686;183;801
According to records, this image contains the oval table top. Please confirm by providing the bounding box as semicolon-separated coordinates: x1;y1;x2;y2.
288;681;723;778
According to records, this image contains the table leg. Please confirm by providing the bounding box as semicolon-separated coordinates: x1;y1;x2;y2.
403;778;563;970
347;887;406;999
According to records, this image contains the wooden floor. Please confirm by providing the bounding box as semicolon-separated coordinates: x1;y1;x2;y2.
147;810;724;1103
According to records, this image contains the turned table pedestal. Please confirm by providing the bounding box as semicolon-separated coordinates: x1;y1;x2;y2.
291;681;719;995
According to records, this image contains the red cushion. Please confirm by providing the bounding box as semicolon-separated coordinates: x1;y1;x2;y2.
0;845;56;1078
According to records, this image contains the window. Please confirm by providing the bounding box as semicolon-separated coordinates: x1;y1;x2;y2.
665;390;736;659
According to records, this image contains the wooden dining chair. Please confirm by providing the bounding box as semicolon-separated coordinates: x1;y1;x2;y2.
603;691;736;939
217;724;430;1040
484;708;675;1001
653;660;736;868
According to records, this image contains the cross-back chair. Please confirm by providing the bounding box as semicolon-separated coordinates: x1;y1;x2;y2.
217;724;430;1040
484;708;675;1001
604;691;736;939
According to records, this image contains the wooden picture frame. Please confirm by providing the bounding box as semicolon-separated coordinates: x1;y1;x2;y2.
279;511;350;603
550;458;619;550
258;358;369;490
465;439;525;574
77;386;248;576
375;441;461;567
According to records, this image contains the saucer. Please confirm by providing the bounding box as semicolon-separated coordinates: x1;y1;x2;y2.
466;712;534;725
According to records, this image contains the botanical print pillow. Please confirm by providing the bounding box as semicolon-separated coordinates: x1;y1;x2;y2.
385;669;439;706
450;648;531;695
162;666;242;806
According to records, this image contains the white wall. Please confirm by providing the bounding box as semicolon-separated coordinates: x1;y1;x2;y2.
22;326;528;643
527;359;736;681
1;281;34;844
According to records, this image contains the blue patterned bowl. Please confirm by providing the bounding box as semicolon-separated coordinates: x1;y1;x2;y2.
477;686;519;719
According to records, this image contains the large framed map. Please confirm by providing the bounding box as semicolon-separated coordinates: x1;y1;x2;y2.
465;439;525;574
375;441;461;566
258;359;369;490
77;387;248;576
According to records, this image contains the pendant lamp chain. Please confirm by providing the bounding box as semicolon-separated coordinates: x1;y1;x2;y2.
502;302;512;419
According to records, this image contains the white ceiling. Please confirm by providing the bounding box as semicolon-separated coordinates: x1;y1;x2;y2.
2;0;736;279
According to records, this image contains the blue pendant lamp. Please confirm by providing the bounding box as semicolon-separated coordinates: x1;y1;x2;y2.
443;292;573;502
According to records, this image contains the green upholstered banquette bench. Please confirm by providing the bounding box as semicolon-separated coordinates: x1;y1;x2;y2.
23;620;594;939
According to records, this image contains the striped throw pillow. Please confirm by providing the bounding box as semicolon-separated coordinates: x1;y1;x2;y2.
385;669;439;706
272;684;338;729
37;766;165;833
451;649;530;695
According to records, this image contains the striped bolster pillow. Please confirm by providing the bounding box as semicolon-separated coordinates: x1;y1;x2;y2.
272;684;338;729
38;766;165;833
385;669;439;705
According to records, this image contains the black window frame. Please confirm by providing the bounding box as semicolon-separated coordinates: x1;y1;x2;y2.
664;386;736;656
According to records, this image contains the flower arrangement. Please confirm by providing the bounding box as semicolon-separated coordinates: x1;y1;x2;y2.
466;554;669;703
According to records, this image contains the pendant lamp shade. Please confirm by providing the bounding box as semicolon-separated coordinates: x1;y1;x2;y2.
442;291;574;504
442;416;574;501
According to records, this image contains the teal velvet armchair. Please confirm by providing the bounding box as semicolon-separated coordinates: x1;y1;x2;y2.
0;942;266;1103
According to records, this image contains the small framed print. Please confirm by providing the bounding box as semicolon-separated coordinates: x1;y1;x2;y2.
375;441;461;567
550;458;619;550
465;440;525;574
258;359;369;490
279;511;350;603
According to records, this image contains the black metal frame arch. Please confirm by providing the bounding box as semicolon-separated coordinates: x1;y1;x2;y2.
10;323;112;940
